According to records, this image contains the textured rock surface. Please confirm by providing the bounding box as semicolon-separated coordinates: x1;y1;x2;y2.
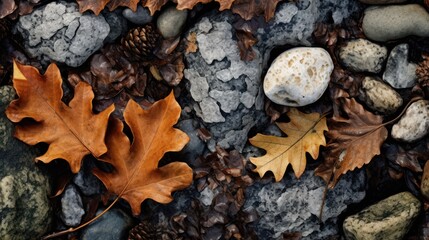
338;39;387;73
362;4;429;42
383;44;417;89
263;47;333;106
122;5;152;25
360;76;402;114
184;0;361;151
81;208;134;240
157;6;187;39
73;160;103;196
103;10;127;44
0;86;52;239
392;100;429;142
245;170;366;239
60;184;85;227
343;192;420;240
16;1;110;67
359;0;406;4
176;119;206;166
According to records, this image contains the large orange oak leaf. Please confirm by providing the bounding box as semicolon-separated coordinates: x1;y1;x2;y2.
315;97;388;188
93;92;192;215
249;108;328;182
5;61;114;173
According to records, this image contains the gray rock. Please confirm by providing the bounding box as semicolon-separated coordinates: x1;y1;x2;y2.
263;47;333;106
343;192;420;240
359;0;406;4
176;119;206;166
245;170;366;239
81;208;134;240
0;86;52;239
73;161;103;196
338;39;388;73
60;184;85;227
360;76;403;114
392;100;429;142
16;1;110;67
383;44;417;89
103;10;127;44
362;4;429;42
122;6;153;25
157;6;187;39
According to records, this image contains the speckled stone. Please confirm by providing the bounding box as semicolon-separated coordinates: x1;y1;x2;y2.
157;6;187;39
360;76;402;114
359;0;406;4
391;100;429;142
383;44;417;89
338;39;387;73
343;192;421;240
263;47;334;107
362;4;429;42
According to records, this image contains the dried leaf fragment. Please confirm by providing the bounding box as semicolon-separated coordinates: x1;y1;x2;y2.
249;108;328;181
93;92;192;215
6;61;114;173
315;97;388;187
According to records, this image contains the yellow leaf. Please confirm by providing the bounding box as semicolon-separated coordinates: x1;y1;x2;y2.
249;108;328;182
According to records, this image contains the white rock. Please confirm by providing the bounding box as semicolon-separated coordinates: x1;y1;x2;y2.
360;76;403;114
338;38;388;73
383;44;417;89
263;47;334;107
392;100;429;142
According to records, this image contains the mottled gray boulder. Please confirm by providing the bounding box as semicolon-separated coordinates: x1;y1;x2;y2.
343;192;420;240
157;6;187;39
338;39;388;73
245;170;366;239
392;100;429;142
360;76;402;114
362;4;429;42
0;86;52;239
16;1;110;67
122;6;153;25
383;44;417;89
81;208;134;240
60;184;85;227
184;0;361;151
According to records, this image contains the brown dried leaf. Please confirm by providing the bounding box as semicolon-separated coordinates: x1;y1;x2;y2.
0;0;16;19
315;97;388;188
231;0;283;21
6;61;114;173
141;0;169;15
185;32;198;54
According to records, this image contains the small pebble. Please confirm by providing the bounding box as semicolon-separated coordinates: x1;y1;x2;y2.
60;185;85;227
343;192;421;240
122;6;153;25
383;44;417;89
362;4;429;42
263;47;334;107
157;6;188;39
338;38;387;73
360;76;402;114
391;100;429;142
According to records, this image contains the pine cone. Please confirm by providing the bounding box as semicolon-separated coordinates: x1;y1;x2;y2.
122;25;160;61
128;221;177;240
416;58;429;87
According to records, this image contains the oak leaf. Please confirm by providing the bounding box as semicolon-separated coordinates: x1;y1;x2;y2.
6;61;114;173
93;92;192;215
249;108;328;182
315;97;388;188
231;0;283;21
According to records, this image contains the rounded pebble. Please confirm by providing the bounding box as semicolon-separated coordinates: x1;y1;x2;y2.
157;6;188;39
359;0;406;4
263;47;334;107
338;38;387;73
122;6;153;25
360;76;402;114
362;4;429;42
391;100;429;142
383;44;417;89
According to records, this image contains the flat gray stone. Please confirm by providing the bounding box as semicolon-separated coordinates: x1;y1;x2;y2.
122;5;152;25
362;4;429;42
391;100;429;142
343;192;421;240
60;184;85;227
383;44;417;89
360;76;402;114
338;39;387;73
81;208;133;240
157;6;187;39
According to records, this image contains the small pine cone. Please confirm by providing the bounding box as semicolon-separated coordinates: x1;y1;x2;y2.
417;58;429;87
122;25;160;61
128;221;177;240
